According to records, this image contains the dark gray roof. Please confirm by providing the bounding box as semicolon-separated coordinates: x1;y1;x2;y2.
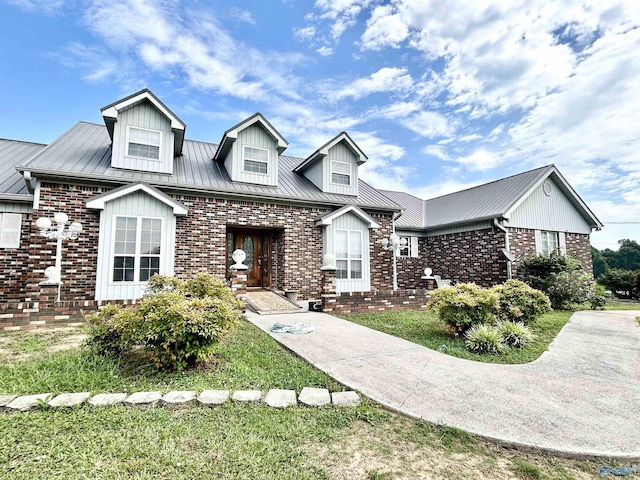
15;122;399;211
383;165;602;230
0;138;45;201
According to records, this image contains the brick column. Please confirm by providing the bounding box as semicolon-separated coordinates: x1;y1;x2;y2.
320;267;337;313
230;269;247;302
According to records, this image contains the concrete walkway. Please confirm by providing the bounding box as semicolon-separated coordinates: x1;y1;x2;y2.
246;309;640;460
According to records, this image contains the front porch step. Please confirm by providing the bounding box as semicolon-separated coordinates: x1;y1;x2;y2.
245;290;304;315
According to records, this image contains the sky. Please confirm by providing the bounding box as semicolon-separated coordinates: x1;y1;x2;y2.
1;0;638;251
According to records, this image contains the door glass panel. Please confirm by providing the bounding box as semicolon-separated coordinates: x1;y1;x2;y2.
244;236;254;276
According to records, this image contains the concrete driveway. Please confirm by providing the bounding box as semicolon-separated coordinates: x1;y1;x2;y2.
246;309;640;459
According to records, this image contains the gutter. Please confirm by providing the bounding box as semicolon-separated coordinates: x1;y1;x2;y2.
494;218;513;280
14;167;403;214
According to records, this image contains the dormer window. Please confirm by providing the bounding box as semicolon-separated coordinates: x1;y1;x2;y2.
243;145;269;175
331;161;351;186
127;126;162;161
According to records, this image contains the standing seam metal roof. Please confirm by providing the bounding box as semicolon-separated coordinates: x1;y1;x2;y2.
15;122;400;211
0;139;46;198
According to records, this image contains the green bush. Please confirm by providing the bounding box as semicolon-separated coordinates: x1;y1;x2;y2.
546;270;592;309
427;283;499;334
464;324;506;355
87;273;242;371
496;321;535;348
491;279;551;324
598;268;638;299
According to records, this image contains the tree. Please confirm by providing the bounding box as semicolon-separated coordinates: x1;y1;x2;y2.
591;246;608;278
601;239;640;271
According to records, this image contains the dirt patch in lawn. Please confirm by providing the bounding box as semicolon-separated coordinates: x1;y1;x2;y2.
0;327;87;361
308;417;597;480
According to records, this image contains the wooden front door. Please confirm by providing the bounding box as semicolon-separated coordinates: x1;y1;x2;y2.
228;230;271;288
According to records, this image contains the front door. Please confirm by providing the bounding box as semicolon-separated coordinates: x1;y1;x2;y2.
227;230;271;288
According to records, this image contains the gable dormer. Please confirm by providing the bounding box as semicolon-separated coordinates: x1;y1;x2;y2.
101;89;186;175
294;132;366;196
213;113;288;187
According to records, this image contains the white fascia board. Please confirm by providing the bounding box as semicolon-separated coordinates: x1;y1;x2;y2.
315;205;380;228
101;92;186;131
228;115;288;151
86;183;188;216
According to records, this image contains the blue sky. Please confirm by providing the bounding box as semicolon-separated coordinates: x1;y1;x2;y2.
1;0;639;251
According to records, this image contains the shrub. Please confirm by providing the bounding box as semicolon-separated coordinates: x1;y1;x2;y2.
496;321;535;348
546;270;592;309
464;324;506;355
427;283;499;333
598;268;637;299
491;280;551;324
87;273;242;371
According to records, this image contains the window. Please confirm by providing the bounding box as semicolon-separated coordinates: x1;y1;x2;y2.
335;229;362;280
540;230;559;255
112;216;162;282
0;213;21;248
398;236;411;257
243;146;269;174
331;161;351;186
127;126;161;160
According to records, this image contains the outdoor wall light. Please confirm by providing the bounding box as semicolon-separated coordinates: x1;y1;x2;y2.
36;212;83;302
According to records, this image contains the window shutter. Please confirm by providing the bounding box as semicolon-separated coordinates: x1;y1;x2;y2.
0;213;22;248
559;232;567;256
411;236;419;258
534;230;543;255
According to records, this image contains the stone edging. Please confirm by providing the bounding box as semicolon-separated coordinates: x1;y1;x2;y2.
0;388;361;412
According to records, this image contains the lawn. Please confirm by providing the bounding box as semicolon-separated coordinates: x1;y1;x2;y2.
338;309;573;364
0;320;616;479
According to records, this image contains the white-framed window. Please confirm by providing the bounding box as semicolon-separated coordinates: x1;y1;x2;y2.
243;145;269;175
398;236;419;258
335;229;362;280
111;216;162;282
541;230;559;255
126;126;162;160
0;213;22;248
331;161;351;186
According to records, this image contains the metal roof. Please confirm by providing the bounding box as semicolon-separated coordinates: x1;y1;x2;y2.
15;122;400;212
382;165;602;230
0;138;45;201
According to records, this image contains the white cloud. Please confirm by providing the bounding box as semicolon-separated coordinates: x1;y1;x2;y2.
228;8;256;25
7;0;64;14
450;149;502;172
422;145;449;160
333;67;413;100
399;111;452;138
316;46;333;56
294;26;316;41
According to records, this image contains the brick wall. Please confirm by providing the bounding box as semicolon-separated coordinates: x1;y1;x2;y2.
1;182;396;305
424;227;508;287
509;227;594;277
396;237;429;289
323;289;429;314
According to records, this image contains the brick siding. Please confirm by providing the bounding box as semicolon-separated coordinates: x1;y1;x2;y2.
324;289;429;314
423;227;508;287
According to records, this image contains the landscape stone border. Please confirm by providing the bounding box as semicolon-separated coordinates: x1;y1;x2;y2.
1;388;360;412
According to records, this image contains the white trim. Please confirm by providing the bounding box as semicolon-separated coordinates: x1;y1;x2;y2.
109;215;164;284
315;205;379;228
86;183;188;216
334;228;363;280
242;145;270;176
0;213;22;248
330;160;352;186
125;126;163;161
101;90;186;131
559;232;567;256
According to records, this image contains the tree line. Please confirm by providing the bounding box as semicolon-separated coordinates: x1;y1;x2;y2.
591;239;640;299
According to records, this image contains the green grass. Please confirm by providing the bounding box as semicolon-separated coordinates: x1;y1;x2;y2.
602;299;640;310
0;319;611;479
338;310;573;364
0;320;343;395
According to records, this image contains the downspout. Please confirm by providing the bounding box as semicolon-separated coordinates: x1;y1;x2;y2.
494;218;512;280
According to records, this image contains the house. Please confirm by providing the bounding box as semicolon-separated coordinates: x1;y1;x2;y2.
381;165;603;288
0;89;602;325
0;89;403;312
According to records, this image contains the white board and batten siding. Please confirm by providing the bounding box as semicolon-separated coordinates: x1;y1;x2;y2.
509;178;592;234
225;124;279;186
111;102;175;174
94;190;177;301
424;221;494;237
323;142;358;196
323;211;371;293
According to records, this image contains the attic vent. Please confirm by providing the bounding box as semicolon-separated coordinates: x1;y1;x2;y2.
543;181;552;196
